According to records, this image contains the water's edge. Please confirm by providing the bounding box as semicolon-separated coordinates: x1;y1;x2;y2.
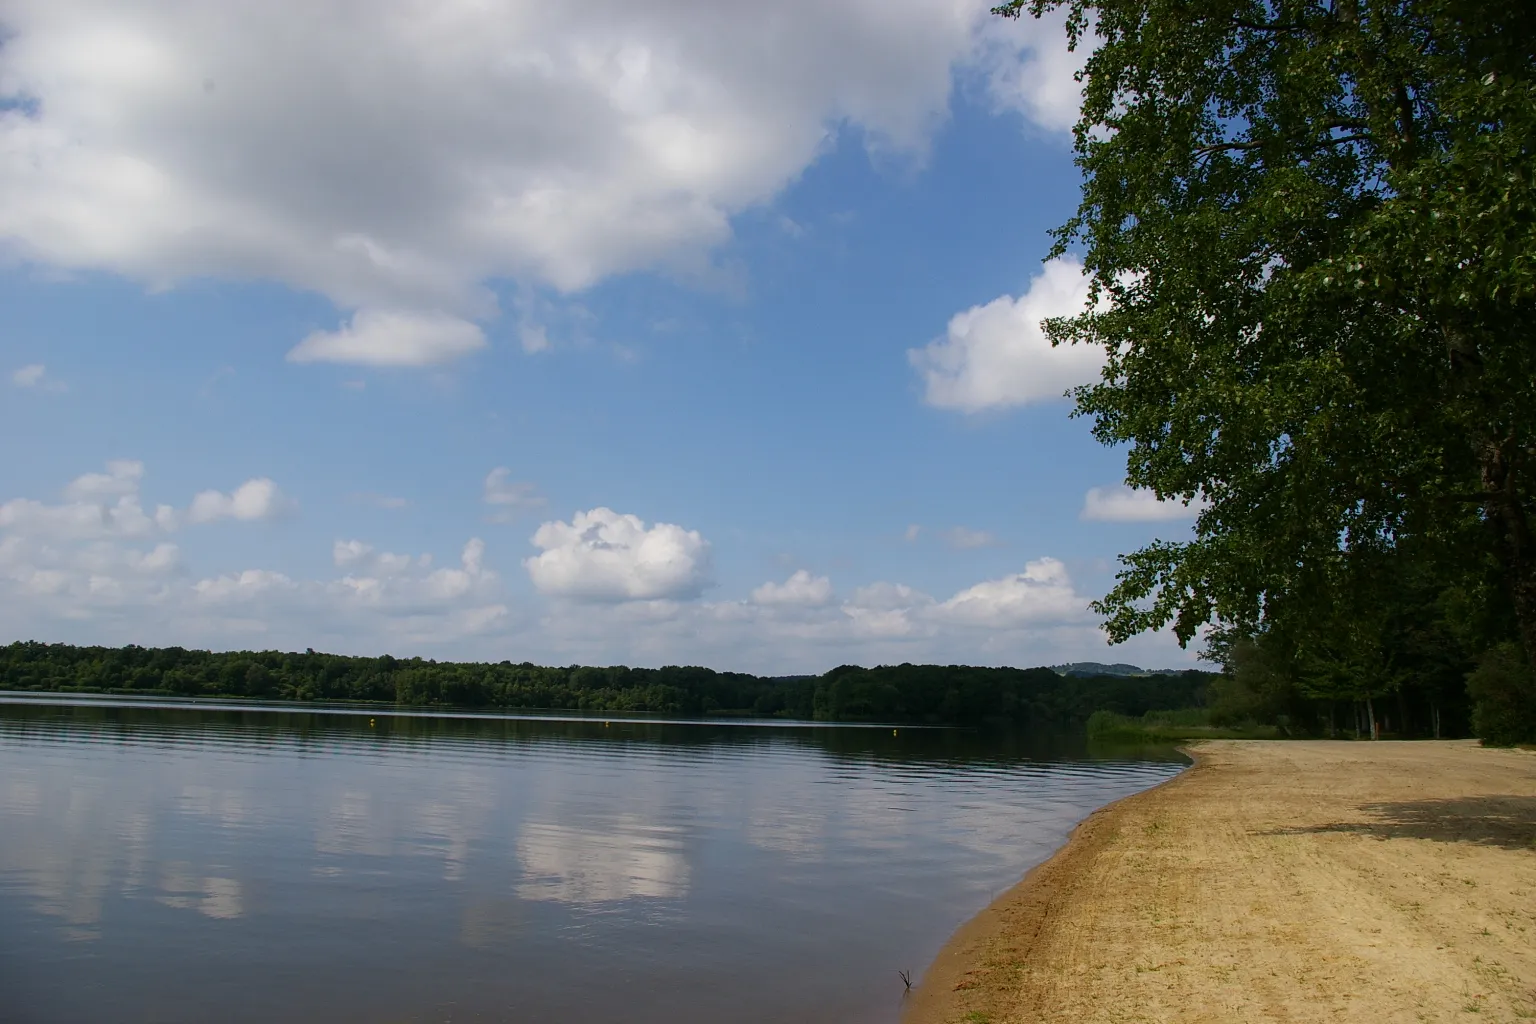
902;745;1201;1023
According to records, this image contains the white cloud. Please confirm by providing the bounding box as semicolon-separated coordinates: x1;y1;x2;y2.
973;7;1088;132
0;465;1204;671
941;526;1000;549
525;508;712;601
484;468;545;522
529;560;1126;670
903;524;921;543
62;460;144;502
0;471;504;648
287;310;487;367
910;257;1103;412
751;569;833;607
0;1;1080;366
332;540;375;569
11;364;47;388
519;324;552;355
933;557;1082;627
1081;485;1205;523
0;462;289;548
187;479;293;524
1;462;175;541
194;569;293;603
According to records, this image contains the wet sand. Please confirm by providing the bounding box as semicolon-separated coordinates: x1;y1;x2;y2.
904;740;1536;1023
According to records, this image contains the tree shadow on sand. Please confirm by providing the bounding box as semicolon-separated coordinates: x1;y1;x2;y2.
1261;796;1536;851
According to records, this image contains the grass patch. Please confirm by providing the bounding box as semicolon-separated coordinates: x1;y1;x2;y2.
1086;709;1282;743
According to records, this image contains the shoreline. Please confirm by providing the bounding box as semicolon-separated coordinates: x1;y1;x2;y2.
902;747;1208;1023
904;740;1536;1023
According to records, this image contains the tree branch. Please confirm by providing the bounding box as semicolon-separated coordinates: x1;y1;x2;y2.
1193;132;1372;161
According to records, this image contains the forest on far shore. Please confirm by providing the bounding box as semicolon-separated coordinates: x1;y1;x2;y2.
4;640;1218;729
0;639;1485;739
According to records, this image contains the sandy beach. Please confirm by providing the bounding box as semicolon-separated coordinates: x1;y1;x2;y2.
904;740;1536;1023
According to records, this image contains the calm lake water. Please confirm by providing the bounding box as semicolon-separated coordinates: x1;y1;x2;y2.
0;695;1184;1023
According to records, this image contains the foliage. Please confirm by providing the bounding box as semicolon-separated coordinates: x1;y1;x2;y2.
1209;637;1313;729
1085;707;1278;741
994;0;1536;670
1466;643;1536;745
1202;553;1480;737
0;641;1217;729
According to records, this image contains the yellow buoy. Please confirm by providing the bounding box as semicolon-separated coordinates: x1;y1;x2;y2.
369;718;375;726
892;729;898;736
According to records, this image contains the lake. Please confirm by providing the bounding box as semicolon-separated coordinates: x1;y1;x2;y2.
0;695;1184;1023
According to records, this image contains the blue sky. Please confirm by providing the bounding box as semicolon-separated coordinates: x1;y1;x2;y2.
0;0;1203;673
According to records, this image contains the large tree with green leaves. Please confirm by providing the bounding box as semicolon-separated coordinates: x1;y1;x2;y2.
995;0;1536;667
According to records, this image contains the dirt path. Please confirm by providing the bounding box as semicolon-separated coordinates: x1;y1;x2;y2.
904;741;1536;1024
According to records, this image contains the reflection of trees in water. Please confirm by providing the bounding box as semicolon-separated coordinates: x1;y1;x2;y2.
0;698;1187;771
0;698;1184;977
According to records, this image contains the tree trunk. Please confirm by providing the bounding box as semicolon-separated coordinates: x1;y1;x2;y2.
1367;694;1378;740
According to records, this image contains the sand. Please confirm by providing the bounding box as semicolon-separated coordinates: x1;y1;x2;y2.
903;740;1536;1024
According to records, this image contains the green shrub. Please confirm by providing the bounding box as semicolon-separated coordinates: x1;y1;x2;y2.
1086;709;1148;740
1468;644;1536;746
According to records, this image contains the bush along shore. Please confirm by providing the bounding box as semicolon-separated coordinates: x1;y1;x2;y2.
1;641;1217;729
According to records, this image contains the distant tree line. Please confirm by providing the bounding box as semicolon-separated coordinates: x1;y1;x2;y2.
0;641;1215;729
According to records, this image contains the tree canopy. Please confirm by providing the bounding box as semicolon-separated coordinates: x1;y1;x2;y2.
995;0;1536;714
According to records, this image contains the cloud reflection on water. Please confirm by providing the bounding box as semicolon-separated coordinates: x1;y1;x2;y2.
516;817;690;904
0;701;1185;1024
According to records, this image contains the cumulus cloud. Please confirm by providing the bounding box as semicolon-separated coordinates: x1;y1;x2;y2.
910;257;1103;412
0;466;1201;671
11;364;47;388
1081;485;1205;523
484;468;545;522
0;462;506;651
525;508;712;601
331;540;422;576
194;569;293;603
973;7;1089;132
531;558;1125;670
187;479;293;524
933;557;1082;627
62;460;145;502
751;570;833;607
0;462;293;544
286;310;488;367
2;462;175;541
941;526;1001;549
0;0;1081;366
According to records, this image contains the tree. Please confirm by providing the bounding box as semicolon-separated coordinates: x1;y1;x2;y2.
994;0;1536;670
